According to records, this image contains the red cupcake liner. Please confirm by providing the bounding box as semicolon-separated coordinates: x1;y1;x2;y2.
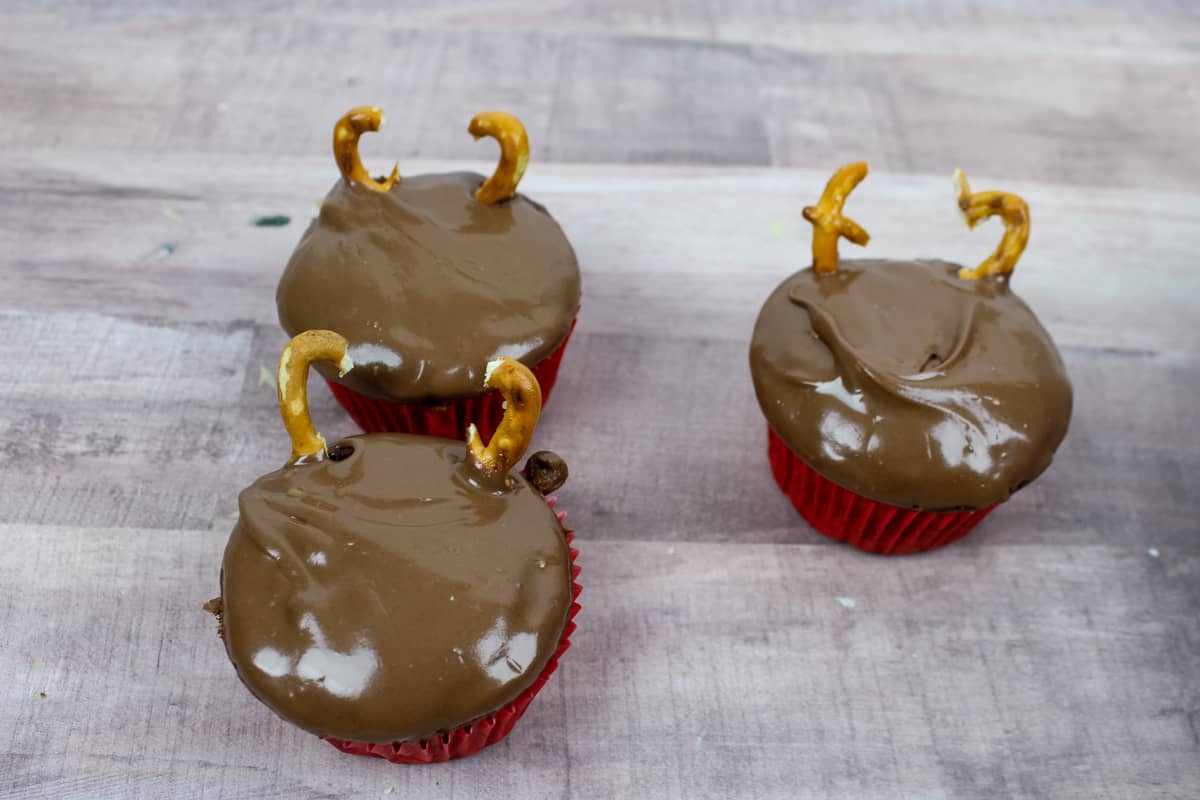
327;319;577;439
767;425;995;555
321;498;581;764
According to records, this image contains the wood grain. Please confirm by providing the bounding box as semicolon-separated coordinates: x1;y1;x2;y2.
1;149;1197;797
1;3;1197;187
1;527;1197;800
1;1;1199;798
2;152;1198;546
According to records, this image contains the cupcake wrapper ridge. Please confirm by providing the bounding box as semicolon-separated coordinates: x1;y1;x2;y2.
328;319;577;439
767;425;995;554
321;498;580;764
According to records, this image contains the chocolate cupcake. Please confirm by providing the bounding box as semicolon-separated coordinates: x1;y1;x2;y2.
750;163;1072;554
208;331;581;763
277;106;581;439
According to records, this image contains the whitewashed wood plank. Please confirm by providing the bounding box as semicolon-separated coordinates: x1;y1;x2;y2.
0;311;256;529
7;1;1197;63
2;305;1197;546
0;527;1196;800
3;152;1199;352
1;157;1198;544
1;5;1197;187
0;4;1198;795
0;15;771;168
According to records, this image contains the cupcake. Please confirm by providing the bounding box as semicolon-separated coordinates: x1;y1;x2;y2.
277;106;581;439
207;330;581;763
749;163;1072;554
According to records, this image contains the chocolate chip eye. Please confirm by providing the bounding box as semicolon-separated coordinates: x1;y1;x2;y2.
522;451;569;495
327;443;356;462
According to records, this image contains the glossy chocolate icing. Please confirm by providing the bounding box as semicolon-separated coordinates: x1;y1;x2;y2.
277;172;580;402
220;434;572;743
750;259;1072;510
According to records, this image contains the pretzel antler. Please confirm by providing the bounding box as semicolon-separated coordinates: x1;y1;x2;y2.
277;330;354;463
332;106;399;193
465;357;542;476
953;169;1030;280
468;111;530;205
802;162;871;274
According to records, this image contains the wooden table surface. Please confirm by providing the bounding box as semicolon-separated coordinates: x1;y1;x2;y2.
2;3;1198;799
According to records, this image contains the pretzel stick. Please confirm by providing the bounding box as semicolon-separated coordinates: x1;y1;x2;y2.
277;330;354;462
953;169;1030;280
802;162;871;274
466;357;542;476
332;106;399;193
468;111;530;205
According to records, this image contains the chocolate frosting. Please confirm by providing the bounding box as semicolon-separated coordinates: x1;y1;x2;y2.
219;434;573;743
277;172;580;401
750;259;1072;510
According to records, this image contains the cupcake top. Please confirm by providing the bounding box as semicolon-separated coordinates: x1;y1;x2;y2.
750;164;1072;510
277;107;580;402
218;331;573;743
